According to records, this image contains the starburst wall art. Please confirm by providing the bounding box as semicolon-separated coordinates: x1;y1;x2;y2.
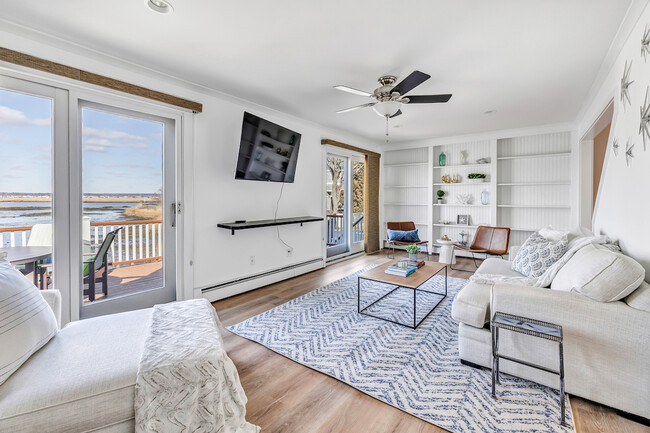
620;60;634;110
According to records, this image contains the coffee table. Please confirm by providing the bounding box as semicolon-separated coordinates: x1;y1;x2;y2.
358;260;447;329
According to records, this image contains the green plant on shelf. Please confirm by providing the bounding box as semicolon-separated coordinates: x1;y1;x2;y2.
405;244;421;254
467;173;486;179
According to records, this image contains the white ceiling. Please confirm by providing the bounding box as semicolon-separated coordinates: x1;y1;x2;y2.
0;0;633;143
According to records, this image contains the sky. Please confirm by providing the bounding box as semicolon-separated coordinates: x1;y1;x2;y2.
0;88;163;194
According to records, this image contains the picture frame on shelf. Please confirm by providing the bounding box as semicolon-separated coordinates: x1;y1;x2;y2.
457;214;470;225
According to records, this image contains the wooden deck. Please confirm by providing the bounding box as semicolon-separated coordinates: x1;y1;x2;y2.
83;261;162;302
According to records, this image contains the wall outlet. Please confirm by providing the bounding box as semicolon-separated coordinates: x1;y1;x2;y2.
287;248;293;257
249;255;255;266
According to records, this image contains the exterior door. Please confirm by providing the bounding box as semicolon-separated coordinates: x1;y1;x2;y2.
77;99;177;319
349;155;365;254
0;75;70;316
326;153;348;257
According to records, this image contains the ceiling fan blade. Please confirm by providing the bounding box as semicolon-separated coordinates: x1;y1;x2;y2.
389;109;402;118
405;94;452;103
392;71;431;96
336;102;376;114
333;85;373;97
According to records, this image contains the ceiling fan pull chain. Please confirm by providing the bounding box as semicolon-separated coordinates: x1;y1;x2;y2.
385;115;389;143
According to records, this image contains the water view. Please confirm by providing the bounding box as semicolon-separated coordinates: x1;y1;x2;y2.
1;86;167;303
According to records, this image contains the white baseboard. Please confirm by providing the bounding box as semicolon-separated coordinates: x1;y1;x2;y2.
199;258;324;302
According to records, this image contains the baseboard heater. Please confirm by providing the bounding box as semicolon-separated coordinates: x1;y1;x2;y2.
200;257;324;302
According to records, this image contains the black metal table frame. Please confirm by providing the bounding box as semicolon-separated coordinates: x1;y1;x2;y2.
491;312;567;426
357;265;447;329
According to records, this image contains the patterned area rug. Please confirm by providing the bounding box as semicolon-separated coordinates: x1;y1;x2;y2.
229;266;574;433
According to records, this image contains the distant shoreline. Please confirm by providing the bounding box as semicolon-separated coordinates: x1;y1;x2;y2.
0;197;157;203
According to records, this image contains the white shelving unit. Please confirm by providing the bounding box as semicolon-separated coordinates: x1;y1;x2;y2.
382;131;575;257
383;147;432;250
497;132;572;246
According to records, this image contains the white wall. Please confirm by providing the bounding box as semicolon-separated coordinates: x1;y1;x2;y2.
577;2;650;279
0;23;381;303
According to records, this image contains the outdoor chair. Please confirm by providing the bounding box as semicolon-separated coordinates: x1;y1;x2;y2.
453;225;510;270
84;227;122;302
386;221;429;260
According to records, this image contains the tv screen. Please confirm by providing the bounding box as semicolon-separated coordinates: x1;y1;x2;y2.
235;112;302;182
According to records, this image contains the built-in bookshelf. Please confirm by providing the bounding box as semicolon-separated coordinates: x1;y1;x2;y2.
496;132;572;246
383;147;431;248
382;130;574;255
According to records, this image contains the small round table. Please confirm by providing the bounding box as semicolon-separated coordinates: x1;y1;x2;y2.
0;246;52;289
434;239;456;265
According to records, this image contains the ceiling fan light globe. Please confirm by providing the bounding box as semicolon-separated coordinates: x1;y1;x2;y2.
372;101;401;117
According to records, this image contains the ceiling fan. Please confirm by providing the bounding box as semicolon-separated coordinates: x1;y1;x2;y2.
334;70;452;119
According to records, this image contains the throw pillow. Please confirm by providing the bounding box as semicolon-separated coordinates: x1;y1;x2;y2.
538;226;568;242
387;229;420;243
0;260;58;386
625;280;650;312
551;244;645;302
511;232;568;278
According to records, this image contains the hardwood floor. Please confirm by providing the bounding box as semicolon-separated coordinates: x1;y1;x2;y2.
212;252;650;433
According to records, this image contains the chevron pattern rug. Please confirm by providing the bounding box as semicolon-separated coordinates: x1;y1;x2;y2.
229;266;574;433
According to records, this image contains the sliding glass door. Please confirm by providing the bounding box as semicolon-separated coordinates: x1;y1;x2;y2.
0;78;62;291
326;151;365;258
77;100;177;319
1;73;180;321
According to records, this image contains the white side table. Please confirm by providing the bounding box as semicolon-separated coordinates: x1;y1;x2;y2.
434;240;456;265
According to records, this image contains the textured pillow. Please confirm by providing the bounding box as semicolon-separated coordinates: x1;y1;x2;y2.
0;260;58;385
625;281;650;312
538;226;568;242
551;244;645;302
511;232;568;278
387;229;420;242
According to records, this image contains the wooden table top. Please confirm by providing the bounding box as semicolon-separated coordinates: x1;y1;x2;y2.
359;260;446;289
0;246;52;265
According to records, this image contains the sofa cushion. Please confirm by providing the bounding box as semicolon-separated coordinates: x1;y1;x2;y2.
475;257;524;278
451;281;491;328
0;308;150;433
0;260;58;387
625;281;650;312
551;244;645;302
511;232;568;278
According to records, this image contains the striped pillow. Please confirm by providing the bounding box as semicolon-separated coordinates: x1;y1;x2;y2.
0;260;58;385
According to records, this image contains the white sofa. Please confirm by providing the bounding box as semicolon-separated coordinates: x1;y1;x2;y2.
451;257;650;420
0;289;151;432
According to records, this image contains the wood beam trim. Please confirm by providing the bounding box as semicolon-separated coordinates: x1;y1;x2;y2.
321;139;381;159
0;47;203;112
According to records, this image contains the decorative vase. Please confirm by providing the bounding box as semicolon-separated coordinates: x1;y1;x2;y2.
481;190;490;205
439;152;446;167
409;253;418;261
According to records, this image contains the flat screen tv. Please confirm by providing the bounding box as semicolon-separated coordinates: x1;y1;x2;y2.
235;112;302;182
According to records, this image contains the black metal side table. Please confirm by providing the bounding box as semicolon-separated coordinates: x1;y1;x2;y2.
491;312;567;426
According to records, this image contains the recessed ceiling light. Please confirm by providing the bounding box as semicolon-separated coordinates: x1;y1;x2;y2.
146;0;173;14
484;110;497;115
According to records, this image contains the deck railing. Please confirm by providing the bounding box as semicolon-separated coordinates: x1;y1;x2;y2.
352;215;364;243
326;214;364;246
91;220;162;266
0;226;32;248
1;220;163;266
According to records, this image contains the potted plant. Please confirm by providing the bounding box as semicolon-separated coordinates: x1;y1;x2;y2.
405;244;421;261
437;189;445;204
467;173;487;183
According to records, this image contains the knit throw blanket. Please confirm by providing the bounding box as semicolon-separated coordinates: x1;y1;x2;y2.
134;298;260;433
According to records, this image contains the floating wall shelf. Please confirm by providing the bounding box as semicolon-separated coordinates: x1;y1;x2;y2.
218;216;323;235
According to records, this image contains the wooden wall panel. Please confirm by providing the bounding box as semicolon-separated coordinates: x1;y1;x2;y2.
0;47;203;112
